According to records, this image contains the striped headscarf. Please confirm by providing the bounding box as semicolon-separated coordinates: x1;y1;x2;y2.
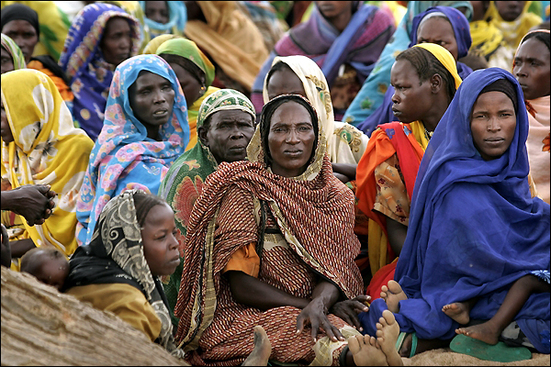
1;33;25;71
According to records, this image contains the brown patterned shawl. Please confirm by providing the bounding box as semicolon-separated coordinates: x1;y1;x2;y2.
174;95;363;355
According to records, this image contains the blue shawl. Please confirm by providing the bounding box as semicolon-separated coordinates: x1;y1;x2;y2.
360;68;550;352
357;6;474;136
59;3;141;141
76;54;190;246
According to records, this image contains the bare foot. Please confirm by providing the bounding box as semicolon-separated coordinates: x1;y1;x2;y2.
348;334;388;366
242;326;272;366
456;321;500;345
380;280;407;313
442;302;470;325
376;310;403;366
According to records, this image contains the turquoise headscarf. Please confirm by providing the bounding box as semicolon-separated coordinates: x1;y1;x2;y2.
139;1;187;39
76;54;190;246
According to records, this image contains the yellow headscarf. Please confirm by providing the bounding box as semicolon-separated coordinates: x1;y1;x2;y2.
1;69;94;258
142;34;180;54
408;43;462;149
485;1;542;49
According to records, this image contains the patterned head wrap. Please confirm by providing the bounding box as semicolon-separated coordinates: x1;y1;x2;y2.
197;88;255;128
1;69;94;257
67;189;185;358
1;33;26;71
76;54;189;247
59;3;141;141
156;38;215;88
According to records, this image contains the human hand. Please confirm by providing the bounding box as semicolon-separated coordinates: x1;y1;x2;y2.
330;295;370;331
11;185;56;226
296;297;344;343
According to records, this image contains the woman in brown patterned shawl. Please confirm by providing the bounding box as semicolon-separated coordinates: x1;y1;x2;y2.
174;94;365;365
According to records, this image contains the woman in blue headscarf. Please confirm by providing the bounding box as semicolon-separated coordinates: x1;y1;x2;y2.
59;3;141;141
76;54;190;246
358;68;550;356
343;1;472;127
357;5;474;136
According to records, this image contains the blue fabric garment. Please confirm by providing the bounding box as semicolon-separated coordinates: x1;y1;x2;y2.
76;54;190;246
139;1;187;39
356;5;473;136
359;68;550;352
59;3;141;141
343;1;473;127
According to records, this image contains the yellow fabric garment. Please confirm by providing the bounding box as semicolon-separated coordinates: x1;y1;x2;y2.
485;1;542;49
184;1;269;93
142;34;180;54
65;283;162;342
186;86;220;151
1;1;70;62
1;69;94;257
413;43;462;90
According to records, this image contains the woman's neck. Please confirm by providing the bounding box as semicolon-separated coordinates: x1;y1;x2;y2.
421;97;450;132
326;9;352;33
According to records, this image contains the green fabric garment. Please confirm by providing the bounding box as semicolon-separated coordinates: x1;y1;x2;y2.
158;89;256;327
1;33;25;70
156;38;215;87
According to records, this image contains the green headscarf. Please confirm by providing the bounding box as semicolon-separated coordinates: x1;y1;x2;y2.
156;38;215;87
158;89;256;327
1;33;26;71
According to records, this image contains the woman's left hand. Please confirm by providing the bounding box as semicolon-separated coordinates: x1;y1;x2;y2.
296;297;345;342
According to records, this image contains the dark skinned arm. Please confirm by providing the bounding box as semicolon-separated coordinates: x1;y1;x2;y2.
332;163;357;183
9;239;36;258
226;270;311;310
386;216;408;256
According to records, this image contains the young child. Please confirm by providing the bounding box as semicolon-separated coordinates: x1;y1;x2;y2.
20;247;69;291
443;272;550;345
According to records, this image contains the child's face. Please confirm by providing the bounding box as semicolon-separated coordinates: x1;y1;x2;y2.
141;203;180;277
36;257;69;291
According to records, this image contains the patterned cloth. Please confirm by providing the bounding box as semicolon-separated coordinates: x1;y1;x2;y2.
355;43;462;277
252;2;395;120
356;6;473;136
158;89;256;327
76;54;189;247
258;55;368;164
139;1;187;39
156;37;217;150
66;190;185;358
1;33;25;70
59;3;141;141
343;1;472;127
485;1;542;50
174;94;363;365
0;69;94;257
361;68;550;354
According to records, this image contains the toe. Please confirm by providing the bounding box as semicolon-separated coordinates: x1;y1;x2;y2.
382;310;396;326
387;280;402;294
348;335;362;354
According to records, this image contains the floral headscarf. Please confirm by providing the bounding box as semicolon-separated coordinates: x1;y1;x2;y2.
76;54;190;246
59;3;141;141
1;69;94;257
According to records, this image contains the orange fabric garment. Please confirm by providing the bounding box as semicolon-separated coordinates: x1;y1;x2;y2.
222;242;260;277
27;60;73;103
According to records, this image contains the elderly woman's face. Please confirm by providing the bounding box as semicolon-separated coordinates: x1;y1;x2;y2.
471;91;517;161
1;97;14;144
1;20;38;64
128;71;175;131
416;17;459;61
1;47;14;74
200;109;255;164
513;38;550;100
268;101;315;178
